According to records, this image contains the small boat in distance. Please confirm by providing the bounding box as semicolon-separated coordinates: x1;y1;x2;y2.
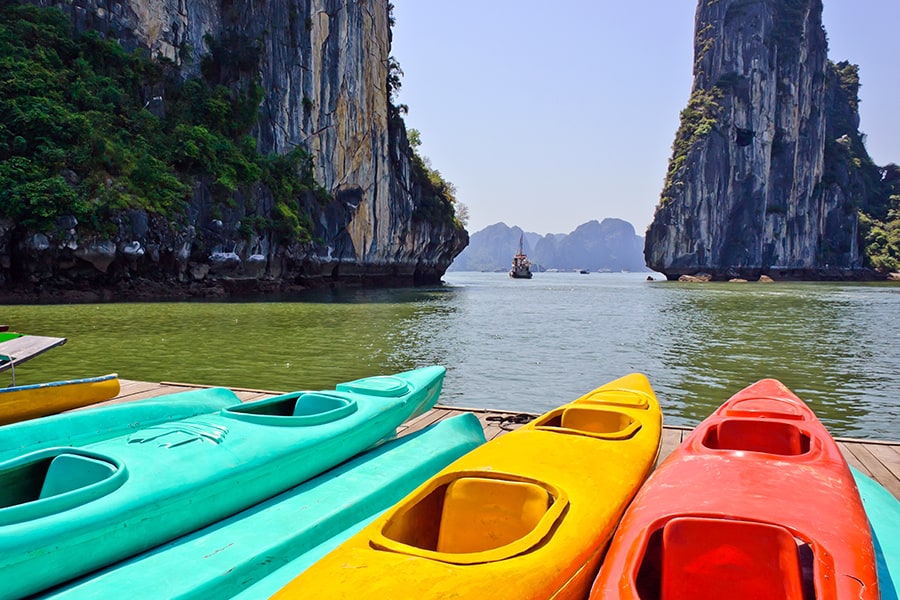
509;235;533;279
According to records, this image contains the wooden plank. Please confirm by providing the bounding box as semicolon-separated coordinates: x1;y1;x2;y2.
864;443;900;489
115;380;169;398
159;381;285;395
844;443;900;500
435;404;539;419
0;335;67;373
658;428;684;466
397;408;444;432
478;413;506;441
398;409;453;436
482;412;535;439
233;391;272;402
839;442;874;477
842;442;877;476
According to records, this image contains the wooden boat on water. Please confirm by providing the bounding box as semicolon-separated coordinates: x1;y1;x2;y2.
590;378;878;600
274;373;662;600
43;413;486;599
0;365;445;600
853;466;900;600
509;234;533;279
0;373;120;425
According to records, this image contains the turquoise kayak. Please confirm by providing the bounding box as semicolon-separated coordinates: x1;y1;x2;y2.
852;466;900;600
0;387;241;462
0;366;445;599
44;413;486;599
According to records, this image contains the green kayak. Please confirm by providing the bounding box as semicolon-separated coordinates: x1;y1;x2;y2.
852;466;900;600
43;413;486;599
0;365;445;599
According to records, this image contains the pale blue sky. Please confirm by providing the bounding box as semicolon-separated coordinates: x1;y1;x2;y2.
390;1;899;236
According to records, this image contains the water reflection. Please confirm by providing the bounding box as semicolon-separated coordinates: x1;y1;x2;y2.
652;283;899;437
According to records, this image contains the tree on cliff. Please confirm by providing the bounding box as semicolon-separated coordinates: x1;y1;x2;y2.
0;3;326;242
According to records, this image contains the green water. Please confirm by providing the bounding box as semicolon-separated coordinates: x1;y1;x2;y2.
3;272;899;439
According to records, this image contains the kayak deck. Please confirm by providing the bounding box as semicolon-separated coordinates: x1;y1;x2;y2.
96;379;900;502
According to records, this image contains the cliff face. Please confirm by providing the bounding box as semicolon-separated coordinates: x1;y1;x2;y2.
7;0;466;298
645;0;876;280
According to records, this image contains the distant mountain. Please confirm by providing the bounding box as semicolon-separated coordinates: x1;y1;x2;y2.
449;219;647;272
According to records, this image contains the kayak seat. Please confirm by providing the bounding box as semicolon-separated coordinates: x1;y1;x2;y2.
292;393;349;417
436;477;550;554
39;453;118;500
560;407;640;439
661;517;804;600
533;406;641;439
704;419;809;456
225;391;357;425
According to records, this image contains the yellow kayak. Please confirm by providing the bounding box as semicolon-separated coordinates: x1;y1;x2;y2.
0;374;120;425
273;373;662;600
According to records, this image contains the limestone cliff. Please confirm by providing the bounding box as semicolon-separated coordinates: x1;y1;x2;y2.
645;0;885;280
3;0;466;299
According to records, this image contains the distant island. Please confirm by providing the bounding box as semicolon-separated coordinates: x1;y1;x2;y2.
449;219;648;273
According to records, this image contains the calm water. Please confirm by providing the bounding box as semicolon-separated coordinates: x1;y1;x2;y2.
3;272;899;439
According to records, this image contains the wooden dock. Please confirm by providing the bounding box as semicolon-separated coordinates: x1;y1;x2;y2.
105;379;900;501
0;334;67;375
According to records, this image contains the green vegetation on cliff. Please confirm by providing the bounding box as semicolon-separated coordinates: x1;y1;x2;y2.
8;5;486;248
0;3;329;241
658;48;899;273
406;129;467;229
385;6;464;232
660;86;723;205
824;61;900;272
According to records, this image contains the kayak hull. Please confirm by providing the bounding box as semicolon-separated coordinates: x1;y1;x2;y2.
0;373;120;425
0;365;445;600
853;466;900;600
274;372;662;600
590;378;878;600
43;413;487;599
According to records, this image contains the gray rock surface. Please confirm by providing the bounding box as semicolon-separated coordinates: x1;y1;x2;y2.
645;0;879;281
4;0;466;301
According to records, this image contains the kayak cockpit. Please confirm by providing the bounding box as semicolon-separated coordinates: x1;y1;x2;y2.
532;406;642;440
222;374;416;426
0;450;126;525
633;516;821;600
223;392;358;426
372;471;567;564
700;419;812;456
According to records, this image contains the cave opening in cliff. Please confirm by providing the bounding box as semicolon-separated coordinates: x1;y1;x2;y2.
734;127;754;147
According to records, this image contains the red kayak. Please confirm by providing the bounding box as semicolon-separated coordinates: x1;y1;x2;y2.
591;379;878;600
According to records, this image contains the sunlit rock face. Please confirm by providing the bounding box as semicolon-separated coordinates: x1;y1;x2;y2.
645;0;874;281
11;0;466;295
